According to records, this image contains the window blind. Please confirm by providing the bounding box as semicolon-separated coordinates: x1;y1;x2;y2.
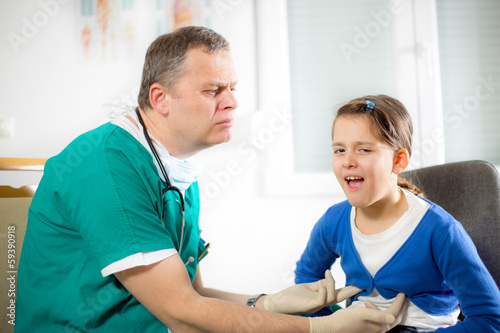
287;0;396;172
437;0;500;164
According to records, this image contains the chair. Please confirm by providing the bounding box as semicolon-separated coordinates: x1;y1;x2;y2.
0;158;46;333
400;160;500;287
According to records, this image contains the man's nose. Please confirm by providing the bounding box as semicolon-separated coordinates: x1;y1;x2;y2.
219;88;239;110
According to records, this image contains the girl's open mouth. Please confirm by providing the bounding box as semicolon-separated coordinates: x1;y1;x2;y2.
345;176;364;190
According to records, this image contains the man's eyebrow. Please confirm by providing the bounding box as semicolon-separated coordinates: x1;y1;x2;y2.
203;79;238;87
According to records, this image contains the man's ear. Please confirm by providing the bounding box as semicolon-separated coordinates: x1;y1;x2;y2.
149;83;169;115
393;148;409;174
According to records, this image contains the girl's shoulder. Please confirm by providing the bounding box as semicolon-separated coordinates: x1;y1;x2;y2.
319;200;352;229
417;200;466;238
325;199;352;216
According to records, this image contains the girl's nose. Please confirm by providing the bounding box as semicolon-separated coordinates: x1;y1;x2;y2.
343;152;357;169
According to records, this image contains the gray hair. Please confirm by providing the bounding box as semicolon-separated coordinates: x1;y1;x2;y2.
137;26;230;109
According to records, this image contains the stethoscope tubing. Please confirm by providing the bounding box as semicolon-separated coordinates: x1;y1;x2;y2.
135;107;187;253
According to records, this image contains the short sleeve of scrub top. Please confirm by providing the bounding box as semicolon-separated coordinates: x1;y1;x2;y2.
67;125;177;268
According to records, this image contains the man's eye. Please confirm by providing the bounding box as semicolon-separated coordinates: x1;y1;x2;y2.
207;89;218;95
231;87;237;92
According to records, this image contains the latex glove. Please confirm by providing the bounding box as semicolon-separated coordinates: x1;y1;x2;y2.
309;293;407;333
365;293;408;332
264;270;363;314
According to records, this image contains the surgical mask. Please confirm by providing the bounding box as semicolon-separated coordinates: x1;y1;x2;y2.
112;109;202;192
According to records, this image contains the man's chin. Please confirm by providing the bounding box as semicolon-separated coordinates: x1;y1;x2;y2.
202;134;233;150
217;132;233;144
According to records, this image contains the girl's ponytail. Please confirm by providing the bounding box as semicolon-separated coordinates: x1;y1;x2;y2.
397;176;425;198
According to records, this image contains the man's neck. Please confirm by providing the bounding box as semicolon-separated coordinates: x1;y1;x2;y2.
137;106;197;160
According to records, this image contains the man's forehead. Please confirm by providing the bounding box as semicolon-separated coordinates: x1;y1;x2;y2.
182;48;237;83
184;47;233;66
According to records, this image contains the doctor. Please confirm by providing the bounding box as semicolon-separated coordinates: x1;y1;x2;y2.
16;26;403;332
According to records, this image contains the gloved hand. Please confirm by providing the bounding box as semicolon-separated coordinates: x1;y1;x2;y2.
309;293;407;333
263;270;362;314
364;293;408;332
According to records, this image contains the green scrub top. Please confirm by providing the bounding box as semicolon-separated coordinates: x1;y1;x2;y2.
15;123;205;332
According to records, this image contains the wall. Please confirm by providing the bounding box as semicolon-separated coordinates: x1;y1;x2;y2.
0;0;346;298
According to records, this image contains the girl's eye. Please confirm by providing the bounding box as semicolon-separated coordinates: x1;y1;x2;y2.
359;149;371;153
333;148;345;154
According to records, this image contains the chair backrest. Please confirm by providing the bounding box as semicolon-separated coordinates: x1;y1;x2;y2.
0;158;46;333
400;160;500;287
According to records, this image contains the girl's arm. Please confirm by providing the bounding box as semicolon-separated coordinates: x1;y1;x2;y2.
294;212;345;316
432;221;500;332
295;213;341;285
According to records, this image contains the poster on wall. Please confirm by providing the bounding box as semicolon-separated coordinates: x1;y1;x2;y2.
153;0;214;35
75;0;213;63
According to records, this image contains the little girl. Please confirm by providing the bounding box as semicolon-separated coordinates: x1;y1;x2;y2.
294;95;500;332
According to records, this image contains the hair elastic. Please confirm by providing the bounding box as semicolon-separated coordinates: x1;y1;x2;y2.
365;100;375;113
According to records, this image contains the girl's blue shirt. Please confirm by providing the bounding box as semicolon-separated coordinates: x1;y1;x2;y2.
295;199;500;332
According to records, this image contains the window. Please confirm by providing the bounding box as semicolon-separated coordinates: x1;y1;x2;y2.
257;0;499;196
437;0;500;164
287;0;397;173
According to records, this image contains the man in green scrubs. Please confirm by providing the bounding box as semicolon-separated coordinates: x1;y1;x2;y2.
15;26;402;332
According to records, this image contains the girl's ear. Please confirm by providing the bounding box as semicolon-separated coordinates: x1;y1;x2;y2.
149;83;170;116
393;148;410;174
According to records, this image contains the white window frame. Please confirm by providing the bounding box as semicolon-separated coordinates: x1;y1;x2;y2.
395;0;445;171
255;0;444;196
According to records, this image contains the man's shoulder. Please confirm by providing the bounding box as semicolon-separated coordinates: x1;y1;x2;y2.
54;123;146;162
44;123;150;182
77;122;141;150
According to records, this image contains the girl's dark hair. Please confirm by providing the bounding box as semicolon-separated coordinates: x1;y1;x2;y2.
137;26;230;109
333;94;425;197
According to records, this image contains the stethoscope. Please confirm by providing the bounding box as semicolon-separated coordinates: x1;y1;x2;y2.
135;108;188;259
